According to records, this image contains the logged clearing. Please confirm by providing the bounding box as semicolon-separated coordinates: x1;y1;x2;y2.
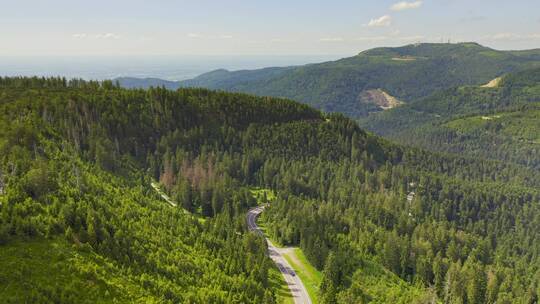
359;89;404;110
391;56;417;61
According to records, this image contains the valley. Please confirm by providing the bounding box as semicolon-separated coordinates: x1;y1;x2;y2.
3;0;540;303
1;38;540;304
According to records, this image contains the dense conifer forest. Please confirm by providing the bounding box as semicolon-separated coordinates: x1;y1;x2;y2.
1;77;539;303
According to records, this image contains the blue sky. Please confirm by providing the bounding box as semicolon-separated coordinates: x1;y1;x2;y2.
2;0;539;56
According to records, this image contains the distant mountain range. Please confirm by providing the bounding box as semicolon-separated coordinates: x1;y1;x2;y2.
117;42;540;118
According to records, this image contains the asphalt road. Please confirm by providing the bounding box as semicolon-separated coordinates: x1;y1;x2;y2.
247;206;312;304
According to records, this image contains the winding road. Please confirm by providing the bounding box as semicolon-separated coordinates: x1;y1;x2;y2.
247;206;312;304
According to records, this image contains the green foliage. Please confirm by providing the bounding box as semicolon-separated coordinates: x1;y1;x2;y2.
120;43;540;119
0;238;159;303
0;79;321;303
0;77;538;303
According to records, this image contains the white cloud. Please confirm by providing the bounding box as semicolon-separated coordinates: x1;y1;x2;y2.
270;38;287;43
319;37;345;42
96;33;120;39
390;1;423;11
398;35;425;41
355;36;389;42
139;35;153;41
72;33;87;39
73;33;123;39
187;33;234;39
367;15;392;27
490;33;517;40
354;34;424;42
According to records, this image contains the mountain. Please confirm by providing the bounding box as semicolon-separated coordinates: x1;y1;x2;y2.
117;43;540;119
360;68;540;169
1;77;540;303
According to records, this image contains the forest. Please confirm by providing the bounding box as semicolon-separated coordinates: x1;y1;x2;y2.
361;68;540;169
119;43;540;119
0;77;539;303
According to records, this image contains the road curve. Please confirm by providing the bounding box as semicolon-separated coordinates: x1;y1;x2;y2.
247;206;312;304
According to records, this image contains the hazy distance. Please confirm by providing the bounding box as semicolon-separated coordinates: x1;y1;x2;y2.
0;55;344;81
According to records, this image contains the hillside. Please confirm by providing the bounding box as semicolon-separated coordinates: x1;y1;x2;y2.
361;68;540;169
1;77;540;303
0;78;326;303
118;43;540;119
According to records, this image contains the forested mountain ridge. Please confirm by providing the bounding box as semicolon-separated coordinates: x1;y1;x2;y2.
360;68;540;169
117;43;540;119
1;77;539;303
0;78;323;303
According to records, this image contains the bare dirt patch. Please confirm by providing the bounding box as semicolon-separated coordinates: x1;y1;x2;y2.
359;89;404;110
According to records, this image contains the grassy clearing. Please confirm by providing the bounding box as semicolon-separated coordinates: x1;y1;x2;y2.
481;76;502;88
282;248;322;304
